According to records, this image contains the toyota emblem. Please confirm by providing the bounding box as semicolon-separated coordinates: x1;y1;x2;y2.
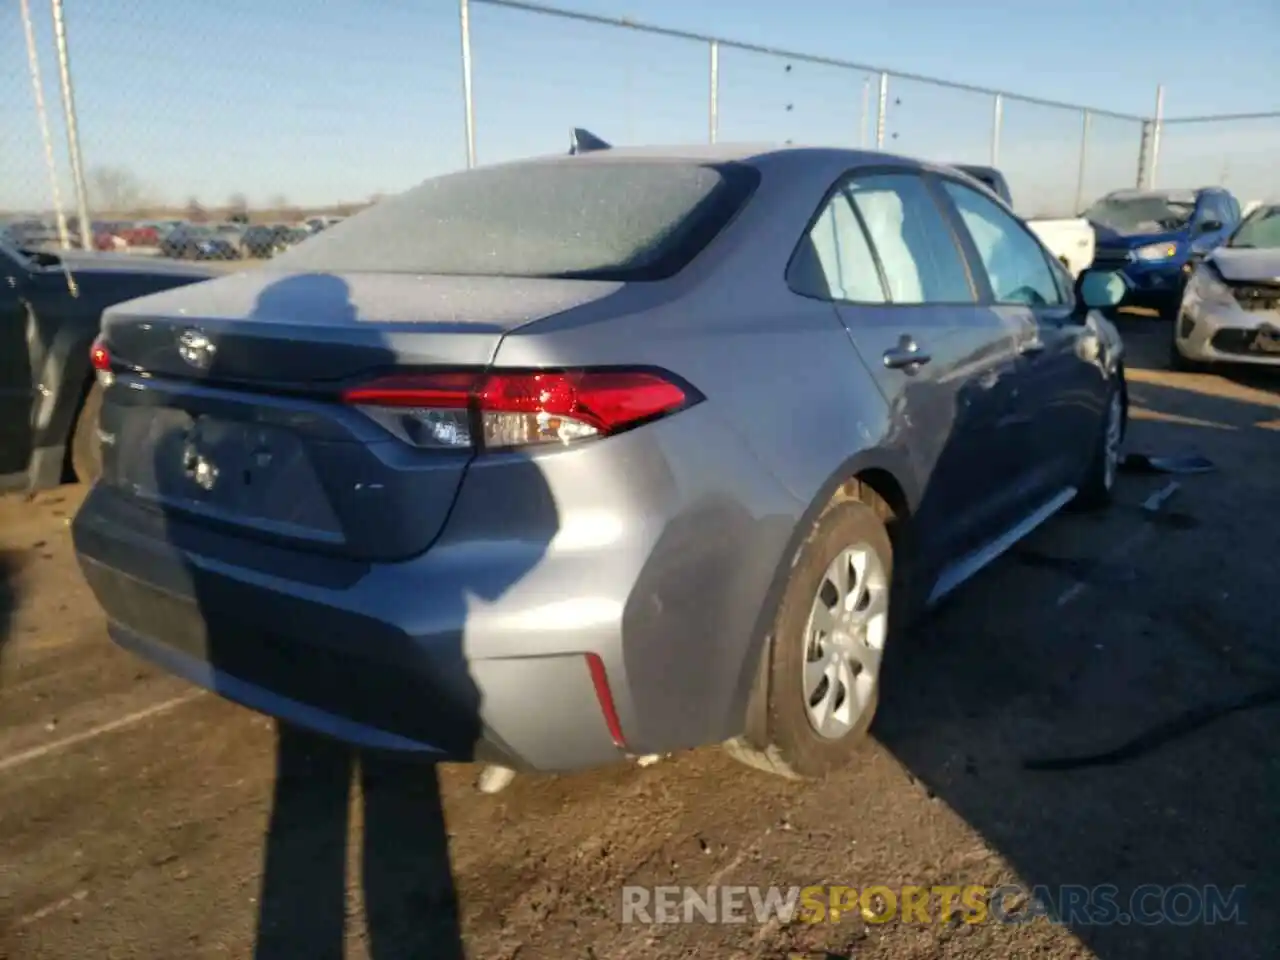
177;328;216;370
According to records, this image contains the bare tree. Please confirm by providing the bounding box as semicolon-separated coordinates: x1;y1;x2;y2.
88;165;148;214
226;192;249;223
268;193;300;222
185;197;207;223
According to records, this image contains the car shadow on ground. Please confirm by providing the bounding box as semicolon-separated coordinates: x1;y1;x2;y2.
874;372;1280;959
93;271;563;959
0;550;16;679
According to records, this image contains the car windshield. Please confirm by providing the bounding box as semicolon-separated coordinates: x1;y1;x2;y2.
1084;193;1197;233
268;158;760;280
180;226;216;238
1228;205;1280;249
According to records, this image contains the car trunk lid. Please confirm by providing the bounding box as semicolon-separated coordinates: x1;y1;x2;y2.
97;270;624;561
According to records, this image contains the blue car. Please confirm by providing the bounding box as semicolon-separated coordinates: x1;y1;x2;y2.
1084;187;1241;317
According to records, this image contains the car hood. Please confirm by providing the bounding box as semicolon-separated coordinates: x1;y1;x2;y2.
1207;248;1280;283
33;249;218;279
1089;224;1185;248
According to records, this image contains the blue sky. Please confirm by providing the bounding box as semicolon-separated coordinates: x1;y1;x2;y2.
3;0;1277;218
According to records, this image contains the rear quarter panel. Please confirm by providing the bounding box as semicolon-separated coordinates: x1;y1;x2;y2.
489;157;918;749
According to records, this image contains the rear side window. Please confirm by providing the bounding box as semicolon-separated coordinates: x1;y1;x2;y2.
844;173;974;304
269;159;760;280
788;192;886;302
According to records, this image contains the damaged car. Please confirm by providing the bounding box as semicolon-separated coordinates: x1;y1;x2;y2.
72;144;1131;779
1171;201;1280;371
1086;186;1240;319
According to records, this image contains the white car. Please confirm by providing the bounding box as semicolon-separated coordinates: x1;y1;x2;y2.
1172;201;1280;370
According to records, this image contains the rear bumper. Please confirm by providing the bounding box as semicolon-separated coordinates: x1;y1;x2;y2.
73;486;626;772
71;402;801;772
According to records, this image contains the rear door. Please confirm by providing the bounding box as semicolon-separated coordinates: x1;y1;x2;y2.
793;168;1024;567
937;175;1100;504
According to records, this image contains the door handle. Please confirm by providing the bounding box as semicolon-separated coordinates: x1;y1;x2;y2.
883;335;931;371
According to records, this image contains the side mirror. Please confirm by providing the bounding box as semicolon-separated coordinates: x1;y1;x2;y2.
1076;268;1130;310
1199;219;1223;234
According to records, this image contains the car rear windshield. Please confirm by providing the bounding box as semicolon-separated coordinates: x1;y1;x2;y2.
268;159;760;280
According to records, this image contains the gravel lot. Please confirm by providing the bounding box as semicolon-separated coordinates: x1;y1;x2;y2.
1;317;1277;960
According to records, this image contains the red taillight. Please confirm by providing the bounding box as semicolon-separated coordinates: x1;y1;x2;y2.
341;369;696;451
90;336;114;386
90;337;111;371
341;371;477;409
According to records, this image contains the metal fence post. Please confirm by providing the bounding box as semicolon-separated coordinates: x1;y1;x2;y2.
875;72;888;149
708;40;719;144
990;93;1003;166
1149;84;1164;189
1135;119;1151;188
459;0;477;168
859;76;870;148
20;0;70;250
1074;109;1090;213
50;0;92;249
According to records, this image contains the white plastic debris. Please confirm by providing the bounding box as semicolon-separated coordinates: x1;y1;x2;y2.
476;765;516;794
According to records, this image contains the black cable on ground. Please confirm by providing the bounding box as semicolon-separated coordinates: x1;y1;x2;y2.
1023;682;1280;772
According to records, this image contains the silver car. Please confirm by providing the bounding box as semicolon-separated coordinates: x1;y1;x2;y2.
72;145;1127;778
1173;202;1280;369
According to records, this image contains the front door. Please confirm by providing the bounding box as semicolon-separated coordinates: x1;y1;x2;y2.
936;175;1098;505
800;170;1023;570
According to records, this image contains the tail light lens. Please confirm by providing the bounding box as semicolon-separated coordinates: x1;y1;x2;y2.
341;369;698;451
90;336;113;386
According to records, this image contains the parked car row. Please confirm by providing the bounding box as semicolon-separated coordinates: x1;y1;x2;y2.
2;213;342;261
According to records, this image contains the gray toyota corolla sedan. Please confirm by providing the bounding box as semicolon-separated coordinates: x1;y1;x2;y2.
1172;201;1280;370
72;144;1128;778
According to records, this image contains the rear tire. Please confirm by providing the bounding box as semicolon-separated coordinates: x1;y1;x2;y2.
70;381;104;485
725;498;894;779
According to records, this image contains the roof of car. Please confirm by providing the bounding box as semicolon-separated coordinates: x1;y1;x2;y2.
496;142;928;175
1104;188;1202;203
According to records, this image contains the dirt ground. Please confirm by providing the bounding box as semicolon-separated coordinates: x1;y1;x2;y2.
1;317;1277;960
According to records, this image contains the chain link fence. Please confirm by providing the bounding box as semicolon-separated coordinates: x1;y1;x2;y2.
1154;114;1280;212
7;0;1263;265
5;0;464;262
2;0;75;250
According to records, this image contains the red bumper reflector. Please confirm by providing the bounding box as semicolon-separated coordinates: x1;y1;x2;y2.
584;652;626;750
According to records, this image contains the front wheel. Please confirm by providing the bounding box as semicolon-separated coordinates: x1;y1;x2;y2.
726;497;893;779
1073;381;1125;510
